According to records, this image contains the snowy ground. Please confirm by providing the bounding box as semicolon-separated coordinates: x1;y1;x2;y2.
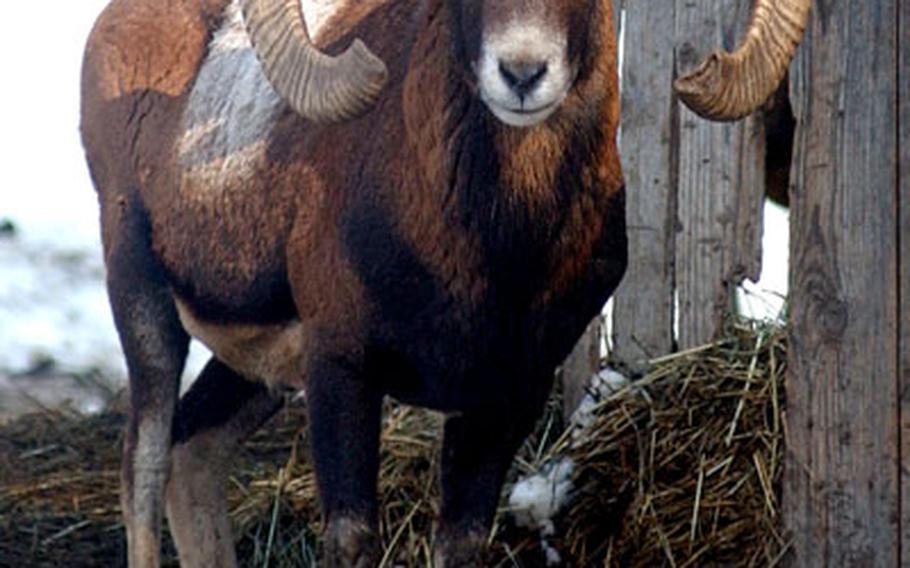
0;231;113;375
1;0;120;384
0;226;211;418
0;1;788;420
0;0;212;419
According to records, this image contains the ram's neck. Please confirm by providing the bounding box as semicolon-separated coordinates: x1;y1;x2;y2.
404;7;570;220
391;1;618;307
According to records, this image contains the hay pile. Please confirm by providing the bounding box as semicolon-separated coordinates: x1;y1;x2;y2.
0;322;786;567
556;322;788;566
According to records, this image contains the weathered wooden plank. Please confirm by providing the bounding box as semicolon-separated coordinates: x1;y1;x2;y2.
899;0;909;560
611;0;676;364
560;319;602;417
784;1;900;565
730;115;767;289
673;0;765;349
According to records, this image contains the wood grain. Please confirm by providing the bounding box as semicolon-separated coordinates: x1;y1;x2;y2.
784;1;900;564
899;0;909;562
611;0;677;364
612;0;767;361
673;0;766;350
560;319;602;417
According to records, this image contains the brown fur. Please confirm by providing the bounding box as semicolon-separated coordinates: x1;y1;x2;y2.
394;0;622;310
81;0;625;565
396;5;490;307
85;0;622;343
84;0;228;101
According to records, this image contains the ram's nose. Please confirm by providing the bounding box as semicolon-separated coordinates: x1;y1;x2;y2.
498;59;548;99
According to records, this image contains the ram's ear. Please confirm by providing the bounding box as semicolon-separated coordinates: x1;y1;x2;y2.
240;0;388;122
675;0;811;121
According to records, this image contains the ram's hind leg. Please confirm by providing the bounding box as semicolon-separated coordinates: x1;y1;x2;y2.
105;198;189;568
166;358;283;568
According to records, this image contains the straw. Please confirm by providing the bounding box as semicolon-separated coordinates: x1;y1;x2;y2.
0;320;786;567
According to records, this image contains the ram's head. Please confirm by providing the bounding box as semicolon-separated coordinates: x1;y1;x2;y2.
240;0;811;124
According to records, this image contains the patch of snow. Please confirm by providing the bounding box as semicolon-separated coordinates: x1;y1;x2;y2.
543;541;562;566
569;369;636;442
737;201;789;323
0;372;111;419
509;458;575;535
508;457;576;567
0;232;210;392
0;234;121;376
509;369;643;563
510;371;635;534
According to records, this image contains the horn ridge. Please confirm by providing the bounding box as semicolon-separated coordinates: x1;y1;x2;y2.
240;0;389;123
675;0;811;121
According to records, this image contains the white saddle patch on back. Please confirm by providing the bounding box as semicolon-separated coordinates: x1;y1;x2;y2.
173;1;353;383
178;0;350;182
211;0;346;53
304;0;350;37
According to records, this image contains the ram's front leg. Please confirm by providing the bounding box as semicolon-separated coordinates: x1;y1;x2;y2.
307;354;384;568
434;379;553;567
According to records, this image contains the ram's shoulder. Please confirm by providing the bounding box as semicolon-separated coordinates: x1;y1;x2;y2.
84;0;231;100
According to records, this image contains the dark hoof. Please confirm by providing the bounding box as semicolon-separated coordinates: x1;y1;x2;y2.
433;530;487;567
322;517;380;568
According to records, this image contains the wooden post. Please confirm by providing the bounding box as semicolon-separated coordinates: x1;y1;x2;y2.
673;0;765;350
560;320;601;418
784;1;901;564
899;0;909;561
612;0;677;364
612;0;767;363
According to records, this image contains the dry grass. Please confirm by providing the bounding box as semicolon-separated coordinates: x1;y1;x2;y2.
0;321;786;567
554;321;789;567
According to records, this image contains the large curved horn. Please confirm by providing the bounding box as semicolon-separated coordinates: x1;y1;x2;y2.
240;0;388;123
674;0;811;121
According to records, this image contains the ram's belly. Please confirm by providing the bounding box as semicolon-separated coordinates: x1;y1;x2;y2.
176;298;306;388
156;2;310;323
